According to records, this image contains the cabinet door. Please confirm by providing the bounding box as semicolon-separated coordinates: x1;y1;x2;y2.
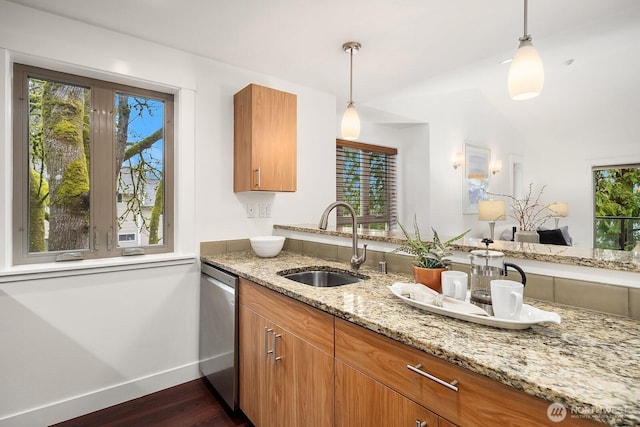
233;83;297;192
239;305;273;427
239;283;334;427
336;360;438;427
276;328;334;427
250;85;296;191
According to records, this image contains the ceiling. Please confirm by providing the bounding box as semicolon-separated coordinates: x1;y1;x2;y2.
6;0;640;124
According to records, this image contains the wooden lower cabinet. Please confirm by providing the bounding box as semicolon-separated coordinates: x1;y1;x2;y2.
238;279;334;427
335;318;601;427
238;281;601;427
336;360;441;427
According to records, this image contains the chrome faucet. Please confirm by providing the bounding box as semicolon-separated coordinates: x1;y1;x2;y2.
318;201;367;271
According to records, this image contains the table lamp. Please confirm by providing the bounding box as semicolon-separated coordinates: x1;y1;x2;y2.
548;202;568;228
478;200;506;241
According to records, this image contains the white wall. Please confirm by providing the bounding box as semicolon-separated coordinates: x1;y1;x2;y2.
0;1;338;425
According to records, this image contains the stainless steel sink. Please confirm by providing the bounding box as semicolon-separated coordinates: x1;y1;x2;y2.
278;267;369;287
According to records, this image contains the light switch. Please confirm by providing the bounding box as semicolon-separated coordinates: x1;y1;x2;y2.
259;202;271;218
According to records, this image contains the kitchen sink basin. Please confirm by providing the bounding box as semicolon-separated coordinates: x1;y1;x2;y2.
278;267;369;287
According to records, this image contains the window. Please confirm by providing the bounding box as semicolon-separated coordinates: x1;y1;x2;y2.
12;64;174;264
336;139;397;230
593;164;640;250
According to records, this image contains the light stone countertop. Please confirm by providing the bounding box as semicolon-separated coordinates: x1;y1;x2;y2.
201;250;640;426
274;224;640;274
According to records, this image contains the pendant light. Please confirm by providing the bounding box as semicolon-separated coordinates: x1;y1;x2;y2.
341;41;361;140
508;0;544;100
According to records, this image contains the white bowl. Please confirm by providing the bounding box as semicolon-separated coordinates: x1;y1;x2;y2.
250;236;285;258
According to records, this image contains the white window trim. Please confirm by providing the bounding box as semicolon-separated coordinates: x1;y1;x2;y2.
0;253;197;283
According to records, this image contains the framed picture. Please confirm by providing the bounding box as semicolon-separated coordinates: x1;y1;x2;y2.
463;144;490;214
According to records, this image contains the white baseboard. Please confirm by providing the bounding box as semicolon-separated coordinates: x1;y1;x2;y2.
0;362;202;427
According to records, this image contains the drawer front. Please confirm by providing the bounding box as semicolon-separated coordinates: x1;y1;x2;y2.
336;318;460;421
335;319;601;427
239;278;334;354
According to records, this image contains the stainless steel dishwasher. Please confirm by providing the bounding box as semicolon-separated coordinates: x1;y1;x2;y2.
199;261;238;411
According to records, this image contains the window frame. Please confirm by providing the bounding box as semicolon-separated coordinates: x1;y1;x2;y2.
336;138;397;230
12;63;174;265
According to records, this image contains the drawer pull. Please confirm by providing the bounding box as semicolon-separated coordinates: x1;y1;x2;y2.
416;421;427;427
272;333;282;364
264;327;273;357
407;363;459;392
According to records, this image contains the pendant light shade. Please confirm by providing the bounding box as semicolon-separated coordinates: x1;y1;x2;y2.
341;41;361;140
508;0;544;100
341;102;360;139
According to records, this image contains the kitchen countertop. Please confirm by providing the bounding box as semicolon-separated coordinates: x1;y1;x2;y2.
201;250;640;426
274;224;640;274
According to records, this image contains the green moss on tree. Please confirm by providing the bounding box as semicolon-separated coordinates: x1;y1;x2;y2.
29;168;49;252
57;158;90;211
52;120;82;144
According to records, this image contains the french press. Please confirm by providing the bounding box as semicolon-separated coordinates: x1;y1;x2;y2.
469;239;526;316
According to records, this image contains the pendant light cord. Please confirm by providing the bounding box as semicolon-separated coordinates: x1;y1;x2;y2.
522;0;529;40
349;47;354;105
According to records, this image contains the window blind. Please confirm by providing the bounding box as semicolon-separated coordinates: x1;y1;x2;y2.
336;139;397;230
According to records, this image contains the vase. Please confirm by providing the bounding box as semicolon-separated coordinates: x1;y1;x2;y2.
514;230;540;243
412;265;447;293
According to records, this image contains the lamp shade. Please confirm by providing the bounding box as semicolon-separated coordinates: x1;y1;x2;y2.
478;200;506;221
508;40;544;100
548;202;568;217
341;103;360;140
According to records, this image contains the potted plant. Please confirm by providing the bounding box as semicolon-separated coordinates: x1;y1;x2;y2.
394;215;470;292
487;183;550;243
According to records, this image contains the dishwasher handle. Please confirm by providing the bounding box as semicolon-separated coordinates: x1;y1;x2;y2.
202;277;235;314
201;263;238;288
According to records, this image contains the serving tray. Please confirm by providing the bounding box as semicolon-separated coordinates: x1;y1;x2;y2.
389;282;561;330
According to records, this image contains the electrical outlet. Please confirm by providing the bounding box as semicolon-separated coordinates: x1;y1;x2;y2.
259;202;272;218
246;203;257;218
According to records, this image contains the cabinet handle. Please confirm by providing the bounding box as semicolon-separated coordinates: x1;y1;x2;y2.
264;327;273;357
407;363;459;392
416;421;427;427
272;333;282;364
255;167;261;188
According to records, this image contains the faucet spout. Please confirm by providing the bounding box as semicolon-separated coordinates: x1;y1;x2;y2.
318;201;367;270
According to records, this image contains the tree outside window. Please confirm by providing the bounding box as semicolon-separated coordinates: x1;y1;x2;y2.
593;166;640;250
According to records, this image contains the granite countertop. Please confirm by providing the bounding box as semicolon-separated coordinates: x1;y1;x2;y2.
275;224;640;273
201;250;640;426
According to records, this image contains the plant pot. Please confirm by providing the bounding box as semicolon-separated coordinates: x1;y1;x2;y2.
514;230;540;243
412;265;447;293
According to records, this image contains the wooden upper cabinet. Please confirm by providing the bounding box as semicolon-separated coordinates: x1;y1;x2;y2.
233;83;297;192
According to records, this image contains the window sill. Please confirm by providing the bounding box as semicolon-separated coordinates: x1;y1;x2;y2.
0;253;197;283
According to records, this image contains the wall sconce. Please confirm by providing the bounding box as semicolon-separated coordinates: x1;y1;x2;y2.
452;152;464;169
491;159;503;175
478;200;506;241
548;202;568;228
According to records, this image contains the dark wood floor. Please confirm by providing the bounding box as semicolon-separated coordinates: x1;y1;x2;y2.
51;378;252;427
